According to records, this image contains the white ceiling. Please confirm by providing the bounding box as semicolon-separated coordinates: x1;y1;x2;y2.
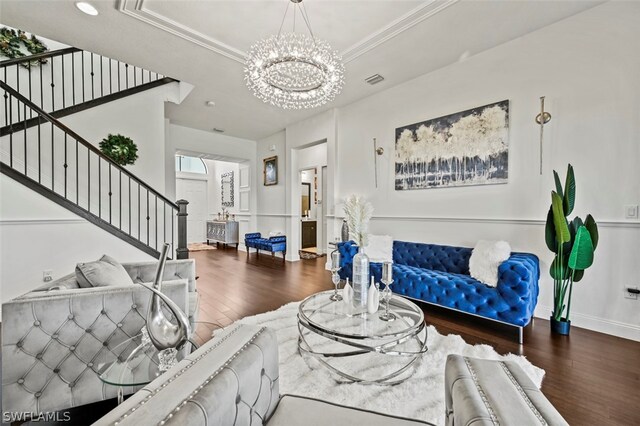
1;0;602;140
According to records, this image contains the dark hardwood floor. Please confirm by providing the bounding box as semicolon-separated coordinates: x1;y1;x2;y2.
191;248;640;426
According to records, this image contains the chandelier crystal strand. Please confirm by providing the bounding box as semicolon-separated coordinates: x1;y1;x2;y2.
244;0;345;109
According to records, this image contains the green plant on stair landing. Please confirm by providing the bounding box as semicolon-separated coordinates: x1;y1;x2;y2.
545;164;599;335
99;134;138;166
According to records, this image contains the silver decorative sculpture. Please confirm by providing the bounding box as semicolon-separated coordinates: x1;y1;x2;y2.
379;261;396;321
141;243;191;351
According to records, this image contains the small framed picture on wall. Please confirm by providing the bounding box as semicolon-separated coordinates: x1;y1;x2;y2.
263;156;278;186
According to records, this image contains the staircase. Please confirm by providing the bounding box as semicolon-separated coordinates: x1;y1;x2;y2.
1;47;188;259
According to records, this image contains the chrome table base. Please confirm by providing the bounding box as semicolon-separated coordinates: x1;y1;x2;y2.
297;291;428;385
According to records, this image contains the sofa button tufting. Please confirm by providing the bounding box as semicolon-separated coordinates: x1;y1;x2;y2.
52;334;59;339
34;321;41;327
88;362;94;367
53;368;60;374
70;346;76;351
36;353;43;359
132;304;138;309
101;310;107;315
35;392;42;398
103;342;109;347
117;323;123;328
16;341;23;348
68;314;74;320
85;329;92;333
69;382;75;388
236;395;241;404
17;378;24;384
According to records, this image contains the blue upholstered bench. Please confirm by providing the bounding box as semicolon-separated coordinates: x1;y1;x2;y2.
245;233;287;261
338;240;540;343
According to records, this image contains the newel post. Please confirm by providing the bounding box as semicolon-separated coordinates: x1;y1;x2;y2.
176;199;189;259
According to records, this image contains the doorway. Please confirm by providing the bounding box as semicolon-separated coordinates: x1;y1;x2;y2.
176;177;208;242
174;152;252;248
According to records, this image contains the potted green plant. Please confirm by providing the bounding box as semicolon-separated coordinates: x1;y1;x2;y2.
99;134;138;166
545;164;598;335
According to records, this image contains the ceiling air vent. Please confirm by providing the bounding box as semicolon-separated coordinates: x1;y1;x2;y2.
365;74;385;85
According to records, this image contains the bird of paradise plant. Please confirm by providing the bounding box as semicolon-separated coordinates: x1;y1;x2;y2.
545;164;598;334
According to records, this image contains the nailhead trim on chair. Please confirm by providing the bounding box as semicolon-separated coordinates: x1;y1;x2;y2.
113;325;267;425
463;357;499;426
498;362;547;425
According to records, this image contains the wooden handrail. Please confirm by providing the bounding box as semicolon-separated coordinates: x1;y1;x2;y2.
0;47;82;67
0;80;178;210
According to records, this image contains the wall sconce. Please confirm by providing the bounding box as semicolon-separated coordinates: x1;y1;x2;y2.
374;138;384;188
535;96;552;175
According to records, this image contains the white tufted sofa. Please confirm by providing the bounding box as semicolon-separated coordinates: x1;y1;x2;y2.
1;259;198;417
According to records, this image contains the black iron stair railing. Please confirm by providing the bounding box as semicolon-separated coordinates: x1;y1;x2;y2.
1;47;176;134
0;79;187;259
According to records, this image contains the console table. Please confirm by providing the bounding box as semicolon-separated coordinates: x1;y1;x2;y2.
206;220;239;249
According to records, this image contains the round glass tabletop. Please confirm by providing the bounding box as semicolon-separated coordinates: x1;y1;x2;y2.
97;321;221;388
298;290;424;340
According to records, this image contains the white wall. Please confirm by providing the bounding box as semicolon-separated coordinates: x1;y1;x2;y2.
166;123;257;249
256;131;287;237
255;2;640;340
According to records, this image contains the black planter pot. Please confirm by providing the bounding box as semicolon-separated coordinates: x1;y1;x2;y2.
550;316;571;335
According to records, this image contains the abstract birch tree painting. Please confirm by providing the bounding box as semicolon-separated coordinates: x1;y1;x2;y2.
395;100;509;190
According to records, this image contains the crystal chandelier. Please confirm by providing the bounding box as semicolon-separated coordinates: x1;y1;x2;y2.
244;0;345;110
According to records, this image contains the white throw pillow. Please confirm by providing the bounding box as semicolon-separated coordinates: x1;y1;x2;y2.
364;235;393;263
469;240;511;287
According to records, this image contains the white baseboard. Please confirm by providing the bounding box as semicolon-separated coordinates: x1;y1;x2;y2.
535;304;640;342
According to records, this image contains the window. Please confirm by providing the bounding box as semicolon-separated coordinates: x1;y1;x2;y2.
175;155;207;174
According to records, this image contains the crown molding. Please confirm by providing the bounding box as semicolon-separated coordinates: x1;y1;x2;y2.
117;0;246;64
117;0;458;65
341;0;459;63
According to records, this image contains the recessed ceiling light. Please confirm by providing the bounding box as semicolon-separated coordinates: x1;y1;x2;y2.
205;101;216;107
76;2;98;16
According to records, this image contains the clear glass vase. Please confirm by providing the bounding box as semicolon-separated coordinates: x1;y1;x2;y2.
352;246;370;314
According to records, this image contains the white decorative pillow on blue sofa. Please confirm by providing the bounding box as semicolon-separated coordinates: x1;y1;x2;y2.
469;240;511;287
364;234;393;263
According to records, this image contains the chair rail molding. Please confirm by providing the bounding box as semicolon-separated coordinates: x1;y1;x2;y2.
326;214;640;229
0;218;87;226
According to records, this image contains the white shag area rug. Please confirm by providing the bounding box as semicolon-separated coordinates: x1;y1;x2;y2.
238;301;545;425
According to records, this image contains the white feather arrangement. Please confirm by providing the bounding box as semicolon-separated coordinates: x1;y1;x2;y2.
343;195;374;247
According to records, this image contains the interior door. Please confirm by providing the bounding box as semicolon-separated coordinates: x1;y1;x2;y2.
176;178;208;243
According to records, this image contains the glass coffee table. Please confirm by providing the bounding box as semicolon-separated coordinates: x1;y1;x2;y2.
97;321;221;403
297;290;428;384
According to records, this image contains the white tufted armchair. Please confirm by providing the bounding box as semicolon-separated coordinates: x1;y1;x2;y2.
1;259;198;417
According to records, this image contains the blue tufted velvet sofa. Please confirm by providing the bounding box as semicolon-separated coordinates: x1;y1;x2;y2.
245;233;287;260
338;240;539;342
